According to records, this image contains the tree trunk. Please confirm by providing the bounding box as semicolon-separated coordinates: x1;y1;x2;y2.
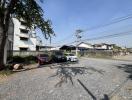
0;24;6;70
0;0;17;70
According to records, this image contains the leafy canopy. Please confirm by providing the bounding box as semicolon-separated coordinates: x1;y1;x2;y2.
0;0;54;39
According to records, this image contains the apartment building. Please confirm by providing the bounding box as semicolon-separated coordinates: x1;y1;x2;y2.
12;18;42;51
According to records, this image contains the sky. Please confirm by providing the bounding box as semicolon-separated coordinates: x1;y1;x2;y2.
37;0;132;47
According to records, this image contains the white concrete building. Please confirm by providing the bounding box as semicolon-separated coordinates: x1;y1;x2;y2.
93;43;114;50
12;18;42;51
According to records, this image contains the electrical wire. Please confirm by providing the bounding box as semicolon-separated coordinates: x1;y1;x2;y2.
52;14;132;45
81;30;132;41
61;30;132;46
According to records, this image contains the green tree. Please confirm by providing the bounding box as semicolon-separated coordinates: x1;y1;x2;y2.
0;0;54;69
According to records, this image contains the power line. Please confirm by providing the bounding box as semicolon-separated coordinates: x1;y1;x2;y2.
82;24;132;36
81;30;132;41
55;29;84;44
62;30;132;46
83;14;132;33
52;13;132;45
52;34;74;44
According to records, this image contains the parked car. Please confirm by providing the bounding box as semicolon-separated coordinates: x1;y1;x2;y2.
51;51;67;62
65;53;78;62
37;54;51;65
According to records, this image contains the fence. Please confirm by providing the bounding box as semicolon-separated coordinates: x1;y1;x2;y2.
13;50;51;56
13;50;126;58
79;50;113;58
79;50;122;58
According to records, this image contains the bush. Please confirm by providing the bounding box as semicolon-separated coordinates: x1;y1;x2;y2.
24;56;37;64
7;56;37;64
13;56;25;63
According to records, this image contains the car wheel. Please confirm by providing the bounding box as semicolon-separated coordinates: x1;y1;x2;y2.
51;59;55;63
38;60;41;65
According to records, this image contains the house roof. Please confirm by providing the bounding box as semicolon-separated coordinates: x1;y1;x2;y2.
60;45;76;50
77;42;92;46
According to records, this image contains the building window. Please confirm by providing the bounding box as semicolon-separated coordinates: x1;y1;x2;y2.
36;46;40;51
20;37;28;41
20;48;28;51
20;29;29;34
21;21;28;26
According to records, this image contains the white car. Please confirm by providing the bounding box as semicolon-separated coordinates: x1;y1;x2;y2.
65;53;78;62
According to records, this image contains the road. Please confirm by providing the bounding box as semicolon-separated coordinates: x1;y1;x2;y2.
0;58;132;100
114;54;132;61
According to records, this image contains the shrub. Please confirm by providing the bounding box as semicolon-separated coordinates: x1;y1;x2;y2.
24;56;37;64
13;56;25;63
7;56;37;64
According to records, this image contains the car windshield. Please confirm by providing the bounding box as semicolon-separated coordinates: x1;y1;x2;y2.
39;54;49;57
55;52;63;55
64;54;68;56
69;54;74;56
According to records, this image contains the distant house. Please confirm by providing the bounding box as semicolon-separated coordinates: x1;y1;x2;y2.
77;42;93;50
60;45;76;51
50;46;62;51
59;42;117;52
38;45;54;51
93;43;114;50
60;42;93;52
127;48;132;53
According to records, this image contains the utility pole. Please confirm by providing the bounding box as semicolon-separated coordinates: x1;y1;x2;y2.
75;29;83;56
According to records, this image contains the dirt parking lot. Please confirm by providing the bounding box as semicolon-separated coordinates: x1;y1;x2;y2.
0;58;132;100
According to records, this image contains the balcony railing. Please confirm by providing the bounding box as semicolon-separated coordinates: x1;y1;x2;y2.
18;33;29;38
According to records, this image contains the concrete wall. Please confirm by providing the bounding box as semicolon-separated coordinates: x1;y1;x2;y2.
79;50;114;58
13;51;50;56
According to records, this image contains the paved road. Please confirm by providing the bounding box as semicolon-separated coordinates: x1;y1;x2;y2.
0;58;132;100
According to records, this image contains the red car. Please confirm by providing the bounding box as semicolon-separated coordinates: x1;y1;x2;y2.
37;54;51;65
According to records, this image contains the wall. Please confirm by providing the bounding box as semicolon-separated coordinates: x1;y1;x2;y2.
13;51;50;56
94;45;107;50
79;50;114;58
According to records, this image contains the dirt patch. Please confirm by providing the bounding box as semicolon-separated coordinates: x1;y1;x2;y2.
111;95;124;100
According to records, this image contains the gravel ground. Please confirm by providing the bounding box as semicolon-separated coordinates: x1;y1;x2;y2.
113;54;132;61
0;58;132;100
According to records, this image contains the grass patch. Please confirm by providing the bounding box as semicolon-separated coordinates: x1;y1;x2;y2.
0;64;15;77
0;69;14;76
